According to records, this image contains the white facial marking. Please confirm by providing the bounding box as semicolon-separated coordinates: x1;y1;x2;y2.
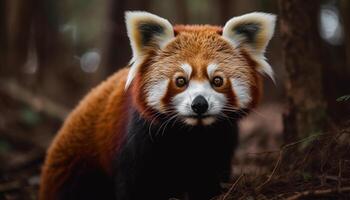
257;58;275;83
184;118;198;126
202;117;216;126
180;63;192;77
172;80;227;126
125;59;142;89
146;79;169;110
207;63;218;78
230;78;251;108
184;116;215;126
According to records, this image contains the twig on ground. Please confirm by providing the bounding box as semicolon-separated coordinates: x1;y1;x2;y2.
222;174;244;200
0;79;69;120
285;186;350;200
256;134;323;191
0;126;50;150
338;160;342;189
0;180;22;192
318;175;350;183
256;150;282;191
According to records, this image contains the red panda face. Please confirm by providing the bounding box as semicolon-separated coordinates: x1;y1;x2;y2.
125;12;276;126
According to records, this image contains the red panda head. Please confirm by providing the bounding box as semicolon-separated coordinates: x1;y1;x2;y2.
125;11;276;126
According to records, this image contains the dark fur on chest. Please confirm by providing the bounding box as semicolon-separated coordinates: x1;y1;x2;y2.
113;110;239;200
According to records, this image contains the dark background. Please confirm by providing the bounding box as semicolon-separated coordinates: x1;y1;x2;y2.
0;0;349;199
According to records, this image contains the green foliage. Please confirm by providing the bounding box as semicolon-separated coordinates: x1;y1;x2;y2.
20;107;41;126
336;95;350;102
302;172;312;181
300;132;322;150
0;140;12;153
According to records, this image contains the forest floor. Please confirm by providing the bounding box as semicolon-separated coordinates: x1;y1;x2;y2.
1;91;350;200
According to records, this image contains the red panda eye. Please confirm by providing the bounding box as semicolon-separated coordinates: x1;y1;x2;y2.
175;77;187;88
212;76;223;87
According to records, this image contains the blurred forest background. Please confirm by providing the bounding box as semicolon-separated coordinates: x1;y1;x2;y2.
0;0;349;199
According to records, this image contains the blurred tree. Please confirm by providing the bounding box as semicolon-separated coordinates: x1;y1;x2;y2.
219;0;230;22
32;1;63;89
103;0;128;75
231;0;260;16
278;0;327;142
103;0;151;75
3;0;90;109
0;0;6;76
175;0;188;24
320;0;350;124
6;0;32;79
341;0;350;71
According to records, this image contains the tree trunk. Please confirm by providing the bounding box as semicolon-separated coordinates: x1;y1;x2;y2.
6;0;33;78
0;0;6;77
278;0;327;142
101;0;127;76
218;0;230;23
341;0;350;72
322;0;350;124
176;0;188;24
103;0;151;76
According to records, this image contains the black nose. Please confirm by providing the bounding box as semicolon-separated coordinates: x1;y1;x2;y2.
191;95;208;115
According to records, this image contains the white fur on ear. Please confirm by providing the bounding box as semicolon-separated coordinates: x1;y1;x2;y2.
222;12;276;80
125;11;174;89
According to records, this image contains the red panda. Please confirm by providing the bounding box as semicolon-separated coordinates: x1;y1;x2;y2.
39;11;276;200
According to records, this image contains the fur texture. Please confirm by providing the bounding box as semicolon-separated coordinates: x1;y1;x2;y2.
39;11;276;200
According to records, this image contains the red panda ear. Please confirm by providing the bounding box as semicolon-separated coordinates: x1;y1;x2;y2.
125;11;174;88
222;12;276;81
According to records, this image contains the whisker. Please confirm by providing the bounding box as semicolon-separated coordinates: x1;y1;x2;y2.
148;112;164;141
156;113;177;137
161;114;179;136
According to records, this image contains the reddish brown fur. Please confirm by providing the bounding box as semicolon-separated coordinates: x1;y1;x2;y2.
138;25;263;111
39;25;263;200
39;69;130;199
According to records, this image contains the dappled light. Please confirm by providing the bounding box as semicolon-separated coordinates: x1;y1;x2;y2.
320;4;344;45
